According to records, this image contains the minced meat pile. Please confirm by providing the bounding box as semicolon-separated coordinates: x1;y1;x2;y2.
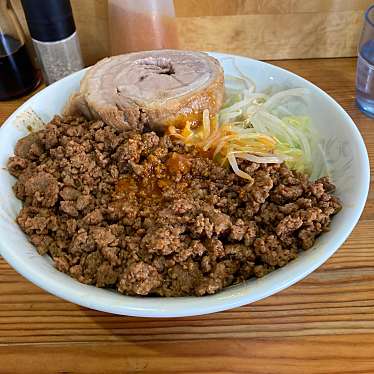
7;115;342;296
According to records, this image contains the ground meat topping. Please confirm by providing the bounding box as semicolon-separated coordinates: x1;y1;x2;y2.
8;115;342;296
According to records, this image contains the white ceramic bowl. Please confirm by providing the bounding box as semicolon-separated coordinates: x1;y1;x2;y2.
0;53;370;317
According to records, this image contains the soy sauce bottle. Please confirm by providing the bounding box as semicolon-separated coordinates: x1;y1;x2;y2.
0;0;40;100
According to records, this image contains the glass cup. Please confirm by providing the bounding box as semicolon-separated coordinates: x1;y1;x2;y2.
356;5;374;118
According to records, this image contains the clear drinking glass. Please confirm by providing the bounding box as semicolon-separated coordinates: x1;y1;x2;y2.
356;5;374;118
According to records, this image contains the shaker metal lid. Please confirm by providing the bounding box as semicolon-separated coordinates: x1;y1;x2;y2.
21;0;76;42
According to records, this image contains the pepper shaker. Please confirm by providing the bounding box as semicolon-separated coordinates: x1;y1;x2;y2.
21;0;84;85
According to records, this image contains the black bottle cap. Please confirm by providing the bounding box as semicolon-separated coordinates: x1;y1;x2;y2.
21;0;76;42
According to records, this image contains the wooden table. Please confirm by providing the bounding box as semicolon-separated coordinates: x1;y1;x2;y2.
1;58;373;373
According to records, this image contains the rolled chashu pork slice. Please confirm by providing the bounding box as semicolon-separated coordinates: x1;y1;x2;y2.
64;50;224;131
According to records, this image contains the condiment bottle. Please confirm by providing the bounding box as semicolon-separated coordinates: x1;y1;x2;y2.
0;0;40;100
108;0;179;56
20;0;84;85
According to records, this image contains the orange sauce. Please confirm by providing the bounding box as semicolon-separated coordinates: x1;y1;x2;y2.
166;153;191;175
114;153;195;200
114;112;220;199
196;148;214;159
115;176;138;194
167;113;219;162
166;112;203;130
138;178;162;199
114;176;163;200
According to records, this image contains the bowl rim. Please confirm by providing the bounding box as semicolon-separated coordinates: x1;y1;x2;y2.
0;52;370;317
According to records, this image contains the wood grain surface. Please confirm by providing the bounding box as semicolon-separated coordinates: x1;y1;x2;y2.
10;0;373;65
0;57;374;373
